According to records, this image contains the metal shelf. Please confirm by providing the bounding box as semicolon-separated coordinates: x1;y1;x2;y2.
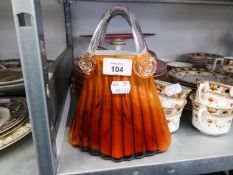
9;0;233;174
74;0;233;5
57;110;233;175
11;0;73;174
0;134;37;175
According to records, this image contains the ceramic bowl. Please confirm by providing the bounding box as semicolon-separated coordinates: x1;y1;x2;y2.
155;80;191;132
185;52;223;68
158;91;188;133
223;65;233;73
159;94;187;108
196;80;233;108
222;57;233;73
155;80;191;99
159;96;187;133
190;94;233;135
212;57;233;74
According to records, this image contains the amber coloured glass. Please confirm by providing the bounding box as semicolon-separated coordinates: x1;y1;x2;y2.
68;54;171;161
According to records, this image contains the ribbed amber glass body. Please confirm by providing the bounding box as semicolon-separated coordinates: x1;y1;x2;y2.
69;54;171;161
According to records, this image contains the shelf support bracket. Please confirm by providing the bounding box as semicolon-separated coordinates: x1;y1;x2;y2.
11;0;57;174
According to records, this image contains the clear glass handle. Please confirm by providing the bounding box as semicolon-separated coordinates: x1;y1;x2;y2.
87;5;148;54
80;5;156;78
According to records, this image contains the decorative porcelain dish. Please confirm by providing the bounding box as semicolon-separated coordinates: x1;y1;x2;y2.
0;59;53;69
197;79;233;98
0;118;31;150
190;94;233;136
168;68;233;110
0;117;28;139
155;80;191;132
0;59;21;70
155;80;191;99
168;68;233;86
195;80;233;109
162;100;187;133
0;97;27;134
0;83;24;92
212;57;233;74
0;69;23;86
185;52;223;68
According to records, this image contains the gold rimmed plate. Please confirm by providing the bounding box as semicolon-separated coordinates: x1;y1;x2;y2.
0;117;29;139
168;68;233;86
0;97;27;134
0;59;21;70
0;69;23;86
0;118;31;150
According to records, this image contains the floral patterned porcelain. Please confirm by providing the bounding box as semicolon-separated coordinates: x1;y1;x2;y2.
213;57;233;73
190;94;233;135
155;80;191;133
159;95;187;133
197;79;233;96
196;80;233;108
0;97;27;134
0;59;21;70
0;69;23;86
185;52;222;68
165;108;186;133
168;68;233;111
169;68;233;86
0;118;31;150
155;80;191;99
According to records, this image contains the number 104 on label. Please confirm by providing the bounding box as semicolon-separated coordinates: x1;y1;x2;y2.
103;58;133;76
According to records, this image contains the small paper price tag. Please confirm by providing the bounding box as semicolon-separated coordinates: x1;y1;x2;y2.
165;83;182;96
111;81;131;94
230;87;233;97
103;58;132;76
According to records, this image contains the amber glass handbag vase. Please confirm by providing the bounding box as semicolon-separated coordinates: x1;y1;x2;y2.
69;5;171;161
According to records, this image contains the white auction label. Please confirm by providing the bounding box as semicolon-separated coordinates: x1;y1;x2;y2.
165;83;182;96
111;81;131;94
230;87;233;97
103;58;132;76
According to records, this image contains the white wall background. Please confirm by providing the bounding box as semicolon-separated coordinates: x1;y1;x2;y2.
1;1;233;61
0;0;19;59
72;1;233;61
0;0;67;60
